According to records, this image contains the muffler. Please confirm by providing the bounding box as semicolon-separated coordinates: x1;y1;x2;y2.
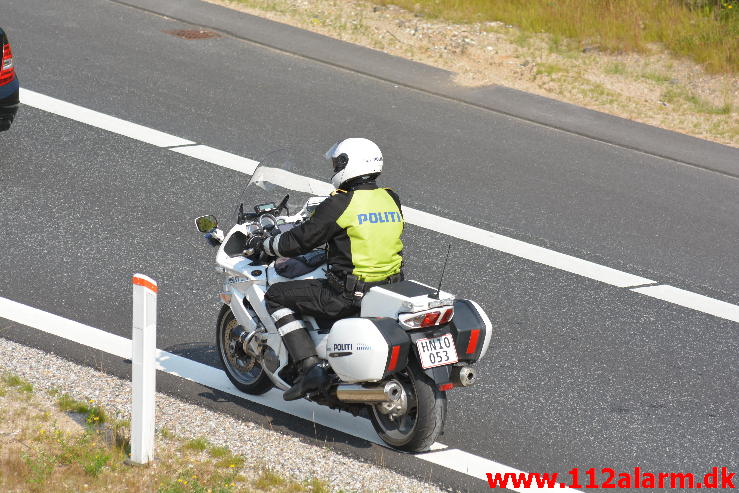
335;381;403;403
450;365;476;387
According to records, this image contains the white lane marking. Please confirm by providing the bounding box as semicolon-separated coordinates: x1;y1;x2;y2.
631;284;739;323
19;89;194;148
171;145;259;175
18;89;739;324
2;296;547;486
245;166;651;287
251;165;334;196
419;448;582;492
0;297;131;359
154;349;384;444
403;207;652;288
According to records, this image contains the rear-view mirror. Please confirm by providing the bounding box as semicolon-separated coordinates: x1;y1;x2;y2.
195;215;218;233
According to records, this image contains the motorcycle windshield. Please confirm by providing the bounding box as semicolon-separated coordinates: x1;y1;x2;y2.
243;149;333;216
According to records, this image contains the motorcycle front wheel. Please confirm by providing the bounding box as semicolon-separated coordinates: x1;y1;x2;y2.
369;363;447;452
216;304;273;395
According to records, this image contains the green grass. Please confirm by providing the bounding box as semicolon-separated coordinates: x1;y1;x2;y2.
3;374;33;393
206;445;245;470
21;451;56;484
605;62;627;75
251;468;332;492
694;100;733;114
2;388;336;493
253;469;287;489
578;82;620;105
57;394;108;424
513;30;531;47
304;478;331;493
55;431;114;477
208;446;232;459
182;437;210;452
642;71;673;83
661;87;733;113
535;62;567;76
369;0;739;73
214;455;245;470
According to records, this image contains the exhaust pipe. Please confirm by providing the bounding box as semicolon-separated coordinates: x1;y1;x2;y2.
335;381;403;403
451;365;476;387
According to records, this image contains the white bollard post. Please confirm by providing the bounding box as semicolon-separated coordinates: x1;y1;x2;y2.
130;274;157;464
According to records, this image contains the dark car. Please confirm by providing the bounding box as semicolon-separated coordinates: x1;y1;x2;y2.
0;27;19;131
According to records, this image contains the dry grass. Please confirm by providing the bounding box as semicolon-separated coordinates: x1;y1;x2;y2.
369;0;739;74
0;374;331;493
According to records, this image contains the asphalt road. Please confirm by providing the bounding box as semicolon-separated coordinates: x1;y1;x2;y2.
2;0;738;490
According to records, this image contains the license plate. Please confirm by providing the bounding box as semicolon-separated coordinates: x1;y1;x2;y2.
416;333;459;369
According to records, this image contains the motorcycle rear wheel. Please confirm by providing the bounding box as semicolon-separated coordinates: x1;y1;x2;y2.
368;364;447;452
216;304;273;395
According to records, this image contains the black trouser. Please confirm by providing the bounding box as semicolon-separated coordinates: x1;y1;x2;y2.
264;279;357;364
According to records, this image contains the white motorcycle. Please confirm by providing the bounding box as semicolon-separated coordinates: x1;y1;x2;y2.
195;152;492;452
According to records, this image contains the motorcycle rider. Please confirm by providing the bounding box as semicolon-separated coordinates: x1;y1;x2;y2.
246;138;404;401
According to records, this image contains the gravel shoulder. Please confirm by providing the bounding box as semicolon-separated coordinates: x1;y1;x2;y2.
0;336;444;492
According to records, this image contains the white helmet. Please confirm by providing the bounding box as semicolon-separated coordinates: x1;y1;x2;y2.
325;138;383;189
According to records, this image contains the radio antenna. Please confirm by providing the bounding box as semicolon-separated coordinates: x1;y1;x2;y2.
431;244;452;299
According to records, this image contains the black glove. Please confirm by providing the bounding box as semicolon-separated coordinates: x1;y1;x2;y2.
245;234;266;255
205;232;221;247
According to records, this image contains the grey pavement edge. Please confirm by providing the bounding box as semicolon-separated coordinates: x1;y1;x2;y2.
114;0;738;177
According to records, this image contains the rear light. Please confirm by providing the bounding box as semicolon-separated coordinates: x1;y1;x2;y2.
399;307;454;329
466;329;480;354
0;42;15;86
421;311;440;327
386;345;401;372
438;383;454;391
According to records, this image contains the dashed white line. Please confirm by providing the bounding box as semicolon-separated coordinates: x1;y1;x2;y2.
19;89;193;148
18;88;739;325
171;144;259;175
632;284;739;323
402;207;654;288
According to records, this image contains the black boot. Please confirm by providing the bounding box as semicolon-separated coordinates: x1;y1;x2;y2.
283;356;328;401
281;329;328;401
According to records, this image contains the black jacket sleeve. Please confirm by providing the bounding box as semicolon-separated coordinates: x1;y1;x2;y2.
385;188;403;217
275;193;349;257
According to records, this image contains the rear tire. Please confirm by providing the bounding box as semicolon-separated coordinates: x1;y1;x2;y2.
368;364;446;452
216;304;273;395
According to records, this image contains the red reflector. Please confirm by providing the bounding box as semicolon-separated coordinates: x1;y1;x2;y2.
466;329;480;354
386;345;401;372
438;383;454;391
439;307;454;324
421;311;441;327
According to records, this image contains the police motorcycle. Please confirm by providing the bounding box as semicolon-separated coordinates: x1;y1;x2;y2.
195;151;492;452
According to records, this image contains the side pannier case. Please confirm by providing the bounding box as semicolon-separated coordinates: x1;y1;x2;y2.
327;318;410;383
